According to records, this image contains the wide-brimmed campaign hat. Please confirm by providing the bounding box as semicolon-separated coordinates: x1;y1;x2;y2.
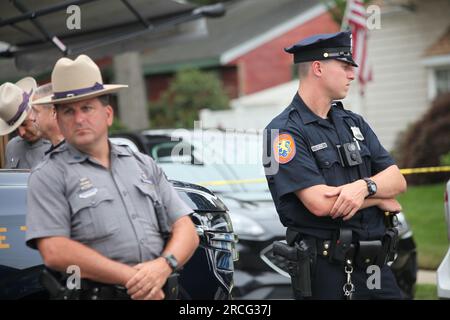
33;54;127;105
0;77;37;136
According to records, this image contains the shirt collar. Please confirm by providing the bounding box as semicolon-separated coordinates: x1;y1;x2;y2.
293;93;348;127
45;139;65;155
109;140;133;157
65;143;90;164
292;93;320;125
65;139;133;164
25;138;50;149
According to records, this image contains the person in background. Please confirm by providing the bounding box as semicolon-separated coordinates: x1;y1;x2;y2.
0;77;50;169
29;83;65;154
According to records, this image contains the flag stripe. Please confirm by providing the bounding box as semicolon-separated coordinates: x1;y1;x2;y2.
344;0;372;95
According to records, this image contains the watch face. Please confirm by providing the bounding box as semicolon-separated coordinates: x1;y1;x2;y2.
369;181;377;195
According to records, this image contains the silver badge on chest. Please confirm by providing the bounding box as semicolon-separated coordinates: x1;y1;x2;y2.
350;126;364;141
78;177;98;198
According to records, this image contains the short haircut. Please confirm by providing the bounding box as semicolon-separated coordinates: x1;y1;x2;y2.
34;83;53;101
298;62;312;79
97;94;110;106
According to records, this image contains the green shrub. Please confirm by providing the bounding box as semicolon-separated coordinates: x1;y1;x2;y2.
395;93;450;185
150;68;230;128
108;117;128;134
440;151;450;166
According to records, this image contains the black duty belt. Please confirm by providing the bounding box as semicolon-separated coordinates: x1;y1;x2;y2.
78;279;130;300
287;227;399;268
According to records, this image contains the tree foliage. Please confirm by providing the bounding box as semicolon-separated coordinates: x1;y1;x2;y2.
150;68;230;128
395;93;450;185
108;117;128;134
322;0;372;26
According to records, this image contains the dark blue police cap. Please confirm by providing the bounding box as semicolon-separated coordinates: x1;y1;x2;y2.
284;31;358;67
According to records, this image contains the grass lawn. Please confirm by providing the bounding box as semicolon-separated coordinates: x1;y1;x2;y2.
397;183;448;270
415;284;438;300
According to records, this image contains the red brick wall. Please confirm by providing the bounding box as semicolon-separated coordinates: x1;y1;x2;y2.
228;12;339;95
221;66;239;99
147;74;173;102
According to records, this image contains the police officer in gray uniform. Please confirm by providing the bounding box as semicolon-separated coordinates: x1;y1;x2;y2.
5;134;49;169
26;55;199;300
0;77;50;169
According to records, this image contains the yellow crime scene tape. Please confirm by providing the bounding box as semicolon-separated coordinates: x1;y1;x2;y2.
198;166;450;187
399;166;450;175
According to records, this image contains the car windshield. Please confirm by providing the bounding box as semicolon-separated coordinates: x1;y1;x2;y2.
149;130;270;195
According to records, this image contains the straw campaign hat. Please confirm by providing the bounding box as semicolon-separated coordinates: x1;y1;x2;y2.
0;77;37;135
33;54;127;105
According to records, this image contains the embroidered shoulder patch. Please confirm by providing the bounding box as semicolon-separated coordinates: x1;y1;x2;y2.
273;133;296;164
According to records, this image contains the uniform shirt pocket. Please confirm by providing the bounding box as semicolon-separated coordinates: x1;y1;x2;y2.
313;149;345;186
134;181;160;202
69;187;118;241
134;181;161;230
359;142;372;158
314;149;340;169
358;142;373;176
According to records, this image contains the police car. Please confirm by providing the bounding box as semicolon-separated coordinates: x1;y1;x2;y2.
0;169;236;299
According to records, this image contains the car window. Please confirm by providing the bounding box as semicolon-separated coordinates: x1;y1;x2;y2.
151;141;194;163
143;130;269;193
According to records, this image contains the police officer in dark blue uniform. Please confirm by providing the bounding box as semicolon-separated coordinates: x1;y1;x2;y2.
264;32;407;299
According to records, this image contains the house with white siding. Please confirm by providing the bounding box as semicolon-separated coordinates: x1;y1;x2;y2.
352;0;450;150
201;0;450;151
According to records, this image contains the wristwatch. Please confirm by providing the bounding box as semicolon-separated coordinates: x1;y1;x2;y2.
162;253;178;272
363;177;377;198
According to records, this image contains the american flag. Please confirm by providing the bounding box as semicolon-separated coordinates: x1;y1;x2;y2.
343;0;372;95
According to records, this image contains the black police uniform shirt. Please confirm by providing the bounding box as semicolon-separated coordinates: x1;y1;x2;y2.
264;93;395;241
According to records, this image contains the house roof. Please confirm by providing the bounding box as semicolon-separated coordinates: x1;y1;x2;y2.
425;26;450;57
141;0;324;74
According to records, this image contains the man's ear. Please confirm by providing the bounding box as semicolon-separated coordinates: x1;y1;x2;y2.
311;60;323;77
106;105;114;126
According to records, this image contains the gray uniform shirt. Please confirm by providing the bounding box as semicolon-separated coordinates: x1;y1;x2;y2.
5;136;51;169
26;141;193;265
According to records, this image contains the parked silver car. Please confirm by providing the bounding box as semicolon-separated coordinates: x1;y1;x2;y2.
437;179;450;299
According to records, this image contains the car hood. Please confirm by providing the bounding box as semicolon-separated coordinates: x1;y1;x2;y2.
219;192;286;238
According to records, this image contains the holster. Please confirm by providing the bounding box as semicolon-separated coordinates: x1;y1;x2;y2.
39;268;80;300
355;240;383;268
329;228;354;263
381;227;399;264
163;273;179;300
273;239;315;297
